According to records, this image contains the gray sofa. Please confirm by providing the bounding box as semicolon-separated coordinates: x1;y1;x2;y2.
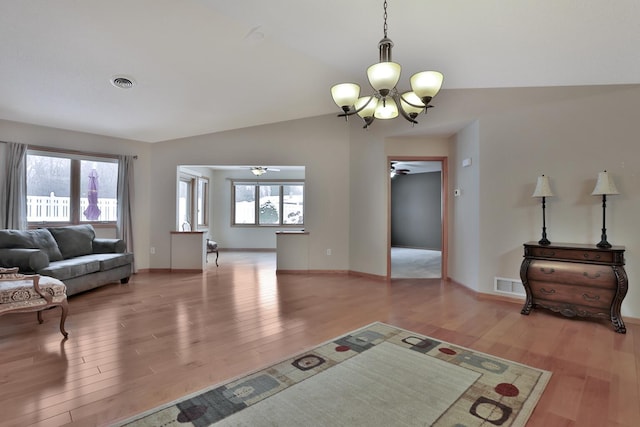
0;224;133;296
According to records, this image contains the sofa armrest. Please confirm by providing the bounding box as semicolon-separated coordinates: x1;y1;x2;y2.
0;248;50;273
93;238;126;254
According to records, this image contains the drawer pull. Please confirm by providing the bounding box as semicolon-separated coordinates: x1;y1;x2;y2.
582;293;600;302
583;271;601;280
539;267;555;275
540;250;555;257
540;288;556;295
582;253;601;260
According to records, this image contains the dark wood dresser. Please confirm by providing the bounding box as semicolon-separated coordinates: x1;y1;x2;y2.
520;242;628;333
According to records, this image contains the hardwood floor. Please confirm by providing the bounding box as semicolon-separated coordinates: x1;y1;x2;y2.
1;251;638;426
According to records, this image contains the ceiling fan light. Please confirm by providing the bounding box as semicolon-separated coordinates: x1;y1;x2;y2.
400;91;425;116
355;96;378;119
374;97;398;119
331;83;361;110
367;62;401;92
410;71;444;100
251;167;266;176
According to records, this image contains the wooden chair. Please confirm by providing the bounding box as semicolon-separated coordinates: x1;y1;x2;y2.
207;239;219;267
0;267;69;338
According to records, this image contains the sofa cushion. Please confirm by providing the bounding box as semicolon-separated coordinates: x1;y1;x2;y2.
88;253;134;271
38;257;101;281
47;225;95;259
0;229;63;262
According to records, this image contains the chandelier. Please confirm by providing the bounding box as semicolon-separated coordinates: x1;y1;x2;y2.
330;0;443;129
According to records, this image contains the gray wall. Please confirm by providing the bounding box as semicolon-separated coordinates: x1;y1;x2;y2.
391;172;441;249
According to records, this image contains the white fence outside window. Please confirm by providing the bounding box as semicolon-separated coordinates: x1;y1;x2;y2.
27;195;118;222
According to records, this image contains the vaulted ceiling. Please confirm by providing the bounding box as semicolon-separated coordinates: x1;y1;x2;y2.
1;0;639;142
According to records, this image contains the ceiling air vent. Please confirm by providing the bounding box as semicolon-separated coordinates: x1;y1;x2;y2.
110;76;135;89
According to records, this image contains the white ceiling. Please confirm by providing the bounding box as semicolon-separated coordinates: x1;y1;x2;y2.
1;0;639;143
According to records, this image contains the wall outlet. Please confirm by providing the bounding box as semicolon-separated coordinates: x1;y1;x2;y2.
326;249;332;256
150;247;156;254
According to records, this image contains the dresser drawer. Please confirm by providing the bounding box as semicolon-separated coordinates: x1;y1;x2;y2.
527;246;615;263
528;280;614;310
527;260;615;288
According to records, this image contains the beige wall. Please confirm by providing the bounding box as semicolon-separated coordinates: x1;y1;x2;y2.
2;84;639;320
448;85;640;318
147;114;351;271
449;121;480;289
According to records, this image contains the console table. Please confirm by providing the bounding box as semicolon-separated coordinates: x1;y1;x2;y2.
520;242;628;333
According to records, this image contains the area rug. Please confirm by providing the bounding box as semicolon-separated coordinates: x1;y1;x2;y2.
118;322;551;427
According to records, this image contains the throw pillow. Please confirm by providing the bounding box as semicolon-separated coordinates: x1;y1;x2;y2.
48;224;96;259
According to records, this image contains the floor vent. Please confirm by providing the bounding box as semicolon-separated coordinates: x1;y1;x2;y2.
494;277;525;297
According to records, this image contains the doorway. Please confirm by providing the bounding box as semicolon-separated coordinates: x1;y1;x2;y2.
387;157;448;279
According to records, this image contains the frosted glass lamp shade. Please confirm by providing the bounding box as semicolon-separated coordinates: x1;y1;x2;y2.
532;175;554;198
331;83;361;109
374;97;398;119
410;71;444;100
367;62;401;93
400;91;425;116
355;96;378;118
592;171;619;195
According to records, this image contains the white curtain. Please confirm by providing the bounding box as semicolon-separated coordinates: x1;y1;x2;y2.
1;142;28;229
117;155;136;271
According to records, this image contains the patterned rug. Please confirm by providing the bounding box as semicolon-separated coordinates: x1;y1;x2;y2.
117;322;551;427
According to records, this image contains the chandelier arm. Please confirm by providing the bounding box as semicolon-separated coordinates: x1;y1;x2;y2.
394;93;419;124
362;116;376;129
399;93;426;109
337;94;378;118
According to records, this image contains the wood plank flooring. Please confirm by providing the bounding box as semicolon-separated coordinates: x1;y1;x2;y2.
1;251;638;426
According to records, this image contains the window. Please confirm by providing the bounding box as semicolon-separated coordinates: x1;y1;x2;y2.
233;181;304;226
26;150;119;225
178;173;209;230
197;177;209;227
178;175;194;230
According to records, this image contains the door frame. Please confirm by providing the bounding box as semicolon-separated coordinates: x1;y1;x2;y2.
387;156;448;280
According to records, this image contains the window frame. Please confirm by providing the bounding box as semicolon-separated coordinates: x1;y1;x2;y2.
197;177;209;228
231;179;304;227
178;173;209;231
26;148;119;227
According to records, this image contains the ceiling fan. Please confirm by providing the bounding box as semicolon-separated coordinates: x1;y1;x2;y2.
390;162;409;178
249;166;280;176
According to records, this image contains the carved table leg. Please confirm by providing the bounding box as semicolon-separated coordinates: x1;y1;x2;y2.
611;266;628;334
520;258;533;315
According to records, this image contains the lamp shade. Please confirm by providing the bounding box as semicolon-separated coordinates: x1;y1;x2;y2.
400;91;425;116
367;62;401;92
532;175;554;198
331;83;360;109
410;71;444;100
374;97;399;119
592;171;619;195
355;96;378;119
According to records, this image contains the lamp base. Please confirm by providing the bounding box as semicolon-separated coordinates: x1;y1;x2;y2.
538;237;551;246
596;240;612;249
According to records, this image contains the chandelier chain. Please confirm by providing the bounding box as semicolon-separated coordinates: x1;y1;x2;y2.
383;0;388;38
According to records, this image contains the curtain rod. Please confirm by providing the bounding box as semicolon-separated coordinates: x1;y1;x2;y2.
0;141;137;159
